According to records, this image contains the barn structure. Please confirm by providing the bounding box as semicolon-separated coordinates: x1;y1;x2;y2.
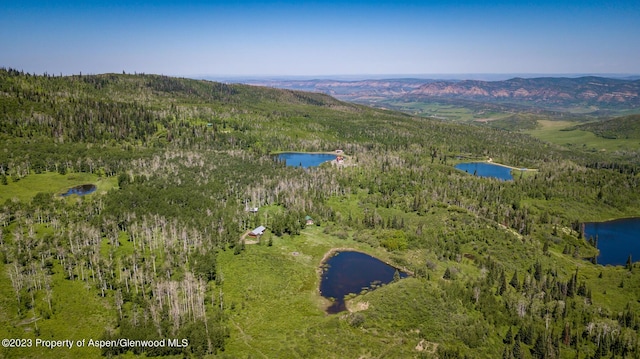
249;226;266;237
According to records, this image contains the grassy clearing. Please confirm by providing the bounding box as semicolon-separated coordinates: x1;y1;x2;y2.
0;172;117;203
218;212;534;358
525;120;640;152
218;226;426;358
219;222;533;358
524;197;636;223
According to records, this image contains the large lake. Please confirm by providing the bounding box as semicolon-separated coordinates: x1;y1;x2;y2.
277;153;336;168
319;251;408;314
584;217;640;266
455;162;518;181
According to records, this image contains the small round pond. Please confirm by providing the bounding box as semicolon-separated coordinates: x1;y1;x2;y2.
584;217;640;266
319;251;408;314
61;184;97;197
455;162;519;181
277;152;336;168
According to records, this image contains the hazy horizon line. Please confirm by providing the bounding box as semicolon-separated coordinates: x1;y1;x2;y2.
3;67;639;82
197;73;640;82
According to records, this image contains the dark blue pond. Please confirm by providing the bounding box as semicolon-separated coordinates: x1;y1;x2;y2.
584;217;640;266
61;184;97;197
277;153;336;168
455;162;518;180
320;251;408;314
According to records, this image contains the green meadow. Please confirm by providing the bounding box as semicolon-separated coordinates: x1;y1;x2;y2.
218;225;473;358
0;172;117;204
525;120;640;152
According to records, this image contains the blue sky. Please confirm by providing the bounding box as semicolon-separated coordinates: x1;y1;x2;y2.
1;0;639;77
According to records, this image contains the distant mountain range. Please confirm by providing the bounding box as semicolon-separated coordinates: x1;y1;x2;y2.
243;77;640;113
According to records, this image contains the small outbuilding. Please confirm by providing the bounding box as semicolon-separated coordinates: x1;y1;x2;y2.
249;226;266;237
305;216;314;225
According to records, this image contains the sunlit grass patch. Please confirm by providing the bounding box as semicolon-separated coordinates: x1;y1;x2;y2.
526;120;640;151
0;172;116;203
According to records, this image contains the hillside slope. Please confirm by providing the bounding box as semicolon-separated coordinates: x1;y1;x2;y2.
575;114;640;139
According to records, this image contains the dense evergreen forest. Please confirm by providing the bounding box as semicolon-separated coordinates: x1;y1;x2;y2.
1;68;639;358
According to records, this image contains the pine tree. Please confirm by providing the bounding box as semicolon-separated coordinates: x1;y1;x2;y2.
518;325;534;345
504;326;514;344
531;335;546;359
534;261;543;281
510;270;520;290
498;275;508;296
443;267;452;280
513;339;523;359
592;341;603;359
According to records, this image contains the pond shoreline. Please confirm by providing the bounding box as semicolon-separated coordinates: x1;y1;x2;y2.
485;158;538;171
583;217;640;266
275;151;344;168
60;183;97;197
316;247;413;314
583;216;640;223
271;150;340;155
317;247;414;275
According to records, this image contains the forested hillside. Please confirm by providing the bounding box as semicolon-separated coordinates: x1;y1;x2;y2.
1;69;639;358
574;114;640;140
